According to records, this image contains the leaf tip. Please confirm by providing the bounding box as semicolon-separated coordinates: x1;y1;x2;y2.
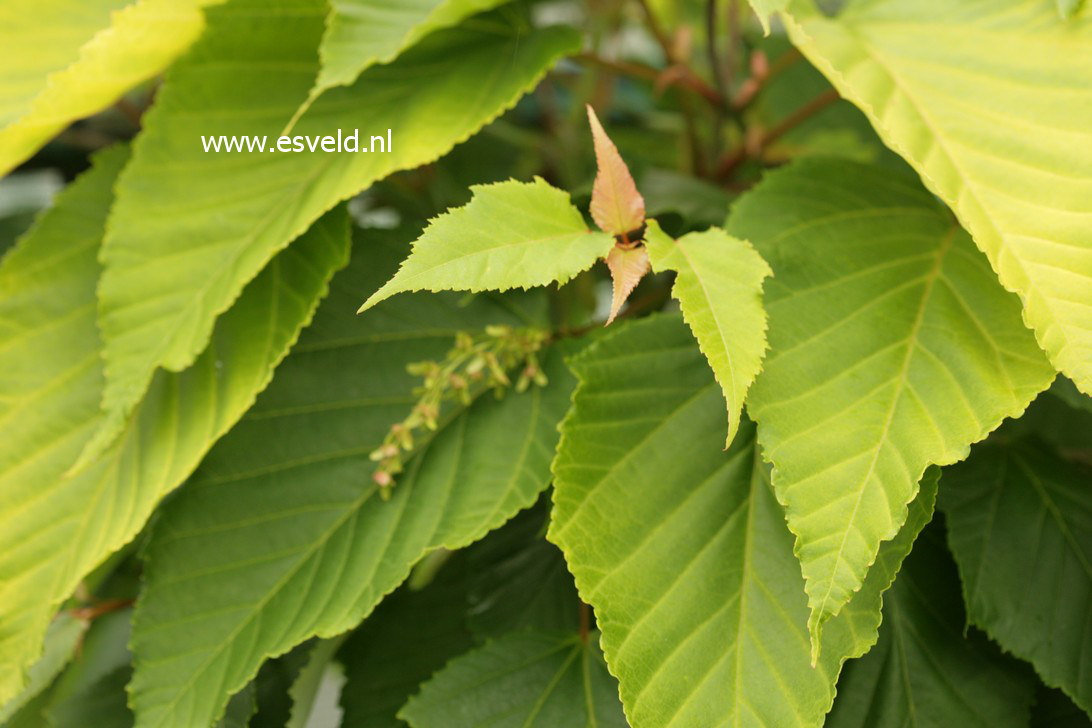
586;106;645;236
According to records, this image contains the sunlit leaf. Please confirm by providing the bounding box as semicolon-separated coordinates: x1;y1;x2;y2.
359;179;613;312
0;0;220;176
0;147;349;705
645;220;770;446
93;0;579;457
784;0;1092;395
728;157;1055;652
549;314;938;728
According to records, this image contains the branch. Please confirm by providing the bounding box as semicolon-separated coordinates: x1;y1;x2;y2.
715;88;841;179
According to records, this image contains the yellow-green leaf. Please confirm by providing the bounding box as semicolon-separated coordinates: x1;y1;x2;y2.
0;146;349;705
92;0;579;458
728;158;1055;653
784;0;1092;395
358;179;614;312
0;0;220;176
645;220;770;446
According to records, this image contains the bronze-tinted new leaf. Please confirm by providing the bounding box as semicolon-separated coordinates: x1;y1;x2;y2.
587;105;645;236
604;245;650;326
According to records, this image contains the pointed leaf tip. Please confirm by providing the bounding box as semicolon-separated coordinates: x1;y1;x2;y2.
586;105;645;236
604;246;650;325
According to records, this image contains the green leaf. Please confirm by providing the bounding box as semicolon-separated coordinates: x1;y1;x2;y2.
129;232;576;728
250;644;315;728
783;0;1092;395
939;442;1092;716
727;158;1054;651
398;631;626;728
827;527;1035;728
44;610;133;728
359;179;613;312
464;507;580;639
0;148;349;705
307;0;510;112
95;0;579;453
0;615;85;723
338;554;477;728
645;220;770;446
0;0;219;176
548;314;938;728
1050;376;1092;415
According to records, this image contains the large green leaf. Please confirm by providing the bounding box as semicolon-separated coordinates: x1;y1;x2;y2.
0;0;219;176
727;158;1054;650
0;147;349;705
94;0;579;452
783;0;1092;395
359;179;614;312
827;527;1034;728
129;232;576;728
311;0;509;106
940;442;1092;716
398;631;626;728
645;220;770;446
548;314;938;728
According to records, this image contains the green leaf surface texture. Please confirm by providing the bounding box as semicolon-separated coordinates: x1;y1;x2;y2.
783;0;1092;394
129;232;576;728
0;147;349;705
360;178;614;311
548;314;938;728
827;527;1035;728
940;442;1092;716
728;158;1055;649
0;0;221;175
315;0;509;96
399;631;626;728
645;220;770;446
94;0;580;449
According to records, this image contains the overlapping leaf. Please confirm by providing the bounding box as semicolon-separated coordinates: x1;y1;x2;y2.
337;557;477;728
359;179;613;312
940;442;1092;716
827;528;1035;728
130;233;576;728
310;0;509;108
783;0;1092;394
548;314;938;728
0;147;349;705
645;220;770;446
0;0;219;176
94;0;579;452
729;158;1054;650
399;631;625;728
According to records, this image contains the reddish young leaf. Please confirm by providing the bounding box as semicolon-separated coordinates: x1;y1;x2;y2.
604;245;650;325
586;105;645;236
